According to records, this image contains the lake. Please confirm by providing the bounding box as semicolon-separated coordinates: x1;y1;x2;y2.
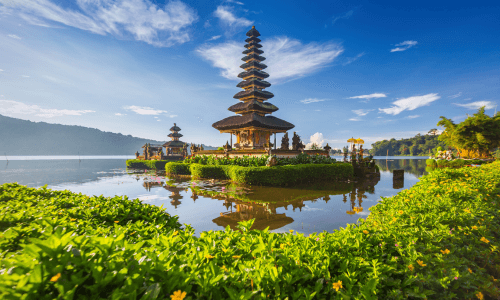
0;156;428;236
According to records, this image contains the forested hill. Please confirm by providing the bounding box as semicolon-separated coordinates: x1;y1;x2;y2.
369;134;447;156
0;114;215;155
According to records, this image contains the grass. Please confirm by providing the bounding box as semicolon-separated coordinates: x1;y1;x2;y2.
1;160;500;299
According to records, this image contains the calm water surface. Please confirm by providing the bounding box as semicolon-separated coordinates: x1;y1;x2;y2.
0;156;428;236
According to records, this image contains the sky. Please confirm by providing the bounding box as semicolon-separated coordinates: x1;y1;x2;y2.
0;0;499;150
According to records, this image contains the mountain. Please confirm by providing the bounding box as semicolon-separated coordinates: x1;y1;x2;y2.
0;114;216;155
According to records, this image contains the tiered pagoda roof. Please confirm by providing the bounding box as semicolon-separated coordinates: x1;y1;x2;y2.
163;123;186;148
212;26;294;133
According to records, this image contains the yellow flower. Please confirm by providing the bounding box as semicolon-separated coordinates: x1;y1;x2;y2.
332;280;343;291
95;205;100;208
173;231;178;236
241;237;246;241
205;254;215;259
280;244;286;249
222;248;228;253
130;231;136;235
440;249;450;255
464;209;471;213
221;265;228;272
398;210;404;215
480;237;490;243
70;218;76;221
363;230;369;234
50;273;61;282
476;292;484;300
170;290;187;300
468;268;473;273
417;260;426;267
232;255;241;259
408;264;414;271
472;226;478;230
289;230;294;234
114;221;119;223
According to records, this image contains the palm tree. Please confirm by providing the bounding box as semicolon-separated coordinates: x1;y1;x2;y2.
428;128;438;136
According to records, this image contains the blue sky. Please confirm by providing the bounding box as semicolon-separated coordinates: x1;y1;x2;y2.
0;0;499;150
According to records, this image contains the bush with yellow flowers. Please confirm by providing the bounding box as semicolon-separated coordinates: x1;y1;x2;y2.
1;160;500;299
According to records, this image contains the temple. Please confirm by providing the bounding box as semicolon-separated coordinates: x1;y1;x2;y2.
163;123;188;158
212;26;295;150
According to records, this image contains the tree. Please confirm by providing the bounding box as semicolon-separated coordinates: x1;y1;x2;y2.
428;128;438;136
309;143;321;150
437;106;500;158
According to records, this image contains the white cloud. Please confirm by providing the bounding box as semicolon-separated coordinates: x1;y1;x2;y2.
123;105;168;115
331;10;354;24
448;92;462;99
300;98;326;104
197;37;343;83
5;0;198;47
349;118;361;121
169;114;178;118
390;40;417;52
0;69;4;71
352;109;374;116
342;52;364;66
305;132;325;149
0;100;95;118
406;115;420;119
314;109;321;111
214;6;252;28
464;98;472;101
207;35;221;41
454;101;496;110
226;0;244;5
379;93;440;115
115;113;126;116
21;75;30;78
349;93;386;100
7;34;21;39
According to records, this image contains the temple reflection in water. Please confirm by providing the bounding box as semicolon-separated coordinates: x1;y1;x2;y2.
139;174;380;232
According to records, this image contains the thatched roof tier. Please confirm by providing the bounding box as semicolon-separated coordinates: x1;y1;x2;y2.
240;61;267;70
212;114;294;131
244;43;262;49
246;26;261;37
141;144;163;149
228;100;278;114
168;132;183;138
233;88;274;100
242;48;263;55
237;69;269;79
241;54;266;62
170;123;181;132
162;140;186;148
236;78;271;89
245;36;261;43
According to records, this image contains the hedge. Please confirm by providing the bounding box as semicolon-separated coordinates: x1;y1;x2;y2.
187;163;354;186
2;161;500;299
426;158;493;168
165;162;191;175
126;159;173;170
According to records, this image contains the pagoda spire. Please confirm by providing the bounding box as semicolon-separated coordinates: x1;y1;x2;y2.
212;26;294;149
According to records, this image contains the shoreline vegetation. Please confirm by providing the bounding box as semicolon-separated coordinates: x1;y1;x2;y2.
1;161;500;299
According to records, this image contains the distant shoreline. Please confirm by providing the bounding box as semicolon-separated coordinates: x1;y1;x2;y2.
0;155;136;161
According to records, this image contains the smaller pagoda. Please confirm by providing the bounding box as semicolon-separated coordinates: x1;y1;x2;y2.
163;123;187;157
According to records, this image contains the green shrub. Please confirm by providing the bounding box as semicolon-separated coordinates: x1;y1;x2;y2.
165;162;191;175
190;163;228;179
184;153;339;167
426;159;437;167
2;161;500;299
126;159;172;170
229;163;353;186
436;159;447;167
